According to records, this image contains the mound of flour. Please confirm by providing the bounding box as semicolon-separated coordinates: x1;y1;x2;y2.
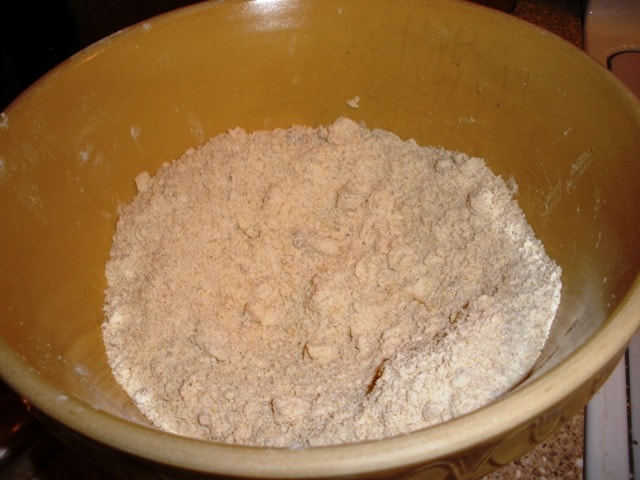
102;117;561;447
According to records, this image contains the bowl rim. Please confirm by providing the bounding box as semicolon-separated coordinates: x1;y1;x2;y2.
2;0;640;477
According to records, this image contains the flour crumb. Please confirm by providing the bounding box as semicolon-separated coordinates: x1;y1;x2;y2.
346;95;360;108
130;125;141;140
103;117;561;447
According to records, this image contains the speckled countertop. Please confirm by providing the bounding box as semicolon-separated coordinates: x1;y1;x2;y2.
512;0;583;47
483;414;584;479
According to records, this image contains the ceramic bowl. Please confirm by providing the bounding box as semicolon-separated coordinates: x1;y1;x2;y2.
1;1;640;478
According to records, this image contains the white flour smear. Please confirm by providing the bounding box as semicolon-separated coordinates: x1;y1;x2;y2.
102;118;561;447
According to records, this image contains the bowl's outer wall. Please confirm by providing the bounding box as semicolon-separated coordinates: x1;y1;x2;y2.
1;0;640;478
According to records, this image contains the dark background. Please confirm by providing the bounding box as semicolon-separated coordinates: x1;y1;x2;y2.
0;0;201;110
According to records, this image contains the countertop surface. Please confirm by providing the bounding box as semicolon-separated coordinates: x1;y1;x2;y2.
3;1;587;479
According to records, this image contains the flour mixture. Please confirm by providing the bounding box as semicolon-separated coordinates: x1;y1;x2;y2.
102;117;561;447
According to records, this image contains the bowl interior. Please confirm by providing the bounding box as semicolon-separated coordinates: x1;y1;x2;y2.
1;0;640;476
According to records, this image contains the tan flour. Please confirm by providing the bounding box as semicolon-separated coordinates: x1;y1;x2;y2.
102;117;561;447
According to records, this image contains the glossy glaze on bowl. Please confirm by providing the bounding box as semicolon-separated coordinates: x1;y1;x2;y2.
1;0;639;478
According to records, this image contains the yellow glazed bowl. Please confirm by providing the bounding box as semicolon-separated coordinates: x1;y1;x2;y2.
1;1;640;478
